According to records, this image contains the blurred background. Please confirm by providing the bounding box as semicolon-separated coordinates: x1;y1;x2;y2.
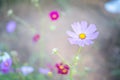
0;0;120;80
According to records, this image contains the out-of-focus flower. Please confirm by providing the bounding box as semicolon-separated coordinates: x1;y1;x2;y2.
7;9;13;16
32;34;40;42
50;25;56;31
105;0;120;13
67;21;99;47
84;66;92;72
47;64;54;72
39;68;52;76
10;50;18;57
0;58;12;73
6;21;16;33
52;48;58;54
56;63;69;75
0;52;11;62
49;11;59;21
20;66;34;76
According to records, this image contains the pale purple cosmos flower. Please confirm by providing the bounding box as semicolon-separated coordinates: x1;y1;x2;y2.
20;66;34;76
0;58;12;73
67;21;99;47
39;68;51;75
6;21;16;33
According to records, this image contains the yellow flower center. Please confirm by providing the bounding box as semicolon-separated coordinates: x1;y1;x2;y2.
79;33;86;39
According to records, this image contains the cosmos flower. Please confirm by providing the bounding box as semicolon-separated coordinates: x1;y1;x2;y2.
56;63;69;75
20;66;34;76
49;11;59;21
39;68;52;76
0;58;12;73
67;21;99;47
32;34;40;42
105;0;120;13
6;21;16;33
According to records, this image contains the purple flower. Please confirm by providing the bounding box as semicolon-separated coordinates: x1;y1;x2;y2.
20;66;34;76
67;21;99;47
6;21;16;33
39;68;51;75
0;58;12;73
39;68;52;76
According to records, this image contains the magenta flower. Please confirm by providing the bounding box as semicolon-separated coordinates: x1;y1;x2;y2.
0;58;12;73
49;11;59;21
32;34;40;42
67;21;99;47
56;63;69;75
6;21;16;33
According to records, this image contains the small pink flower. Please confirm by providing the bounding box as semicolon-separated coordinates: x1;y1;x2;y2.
49;11;59;21
55;63;69;75
32;34;40;42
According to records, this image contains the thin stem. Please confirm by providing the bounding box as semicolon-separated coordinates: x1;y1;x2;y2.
69;69;73;80
57;53;66;63
57;53;71;67
11;15;36;34
69;47;82;80
72;47;82;65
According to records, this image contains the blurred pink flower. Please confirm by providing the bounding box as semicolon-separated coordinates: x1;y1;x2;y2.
67;21;99;47
49;11;59;21
32;34;40;42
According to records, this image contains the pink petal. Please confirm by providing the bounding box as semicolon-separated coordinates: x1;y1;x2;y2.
71;22;82;34
85;24;97;34
66;31;78;38
86;32;99;40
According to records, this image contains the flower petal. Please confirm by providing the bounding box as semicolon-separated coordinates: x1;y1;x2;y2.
66;31;78;38
80;21;88;32
68;38;79;44
71;22;82;34
85;24;97;34
86;32;99;40
84;39;94;45
77;40;85;47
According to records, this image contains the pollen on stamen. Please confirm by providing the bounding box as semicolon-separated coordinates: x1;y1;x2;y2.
62;69;67;73
59;65;64;69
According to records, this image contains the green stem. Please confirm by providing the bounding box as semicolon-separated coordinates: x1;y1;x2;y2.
72;47;82;65
11;15;36;34
56;53;71;67
69;47;82;80
69;68;73;80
